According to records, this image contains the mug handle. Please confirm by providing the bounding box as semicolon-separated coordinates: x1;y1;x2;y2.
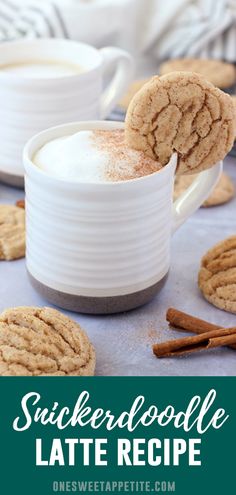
99;47;134;119
172;161;223;233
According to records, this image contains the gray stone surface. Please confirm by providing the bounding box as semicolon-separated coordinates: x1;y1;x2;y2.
0;157;236;376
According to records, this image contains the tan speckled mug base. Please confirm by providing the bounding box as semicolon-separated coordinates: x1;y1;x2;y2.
0;170;24;188
28;271;169;314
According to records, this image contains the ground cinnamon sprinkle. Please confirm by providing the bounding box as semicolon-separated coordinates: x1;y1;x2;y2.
147;323;160;341
91;130;161;181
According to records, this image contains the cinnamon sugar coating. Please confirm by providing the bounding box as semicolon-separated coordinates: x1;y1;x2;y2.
0;307;95;376
0;204;25;260
198;236;236;313
125;72;236;175
160;58;236;88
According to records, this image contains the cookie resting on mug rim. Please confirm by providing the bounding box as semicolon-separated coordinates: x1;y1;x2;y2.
125;72;236;175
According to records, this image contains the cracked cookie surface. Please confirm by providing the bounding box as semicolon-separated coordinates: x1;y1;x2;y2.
0;205;25;260
198;236;236;313
160;58;236;88
0;307;96;376
231;95;236;137
174;172;235;207
125;72;236;175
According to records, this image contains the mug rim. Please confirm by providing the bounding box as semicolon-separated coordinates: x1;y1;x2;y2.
0;38;102;83
23;120;178;187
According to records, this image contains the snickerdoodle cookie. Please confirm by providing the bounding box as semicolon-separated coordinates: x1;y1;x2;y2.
160;58;236;89
125;72;235;175
174;172;235;207
198;236;236;313
0;205;25;260
0;307;96;376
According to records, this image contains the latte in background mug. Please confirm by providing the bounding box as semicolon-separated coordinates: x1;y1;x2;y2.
0;38;133;187
23;121;222;315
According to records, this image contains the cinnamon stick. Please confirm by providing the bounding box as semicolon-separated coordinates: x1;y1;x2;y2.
153;327;236;358
16;199;25;209
166;307;236;351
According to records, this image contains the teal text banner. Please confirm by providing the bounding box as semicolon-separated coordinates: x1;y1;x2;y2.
0;377;235;495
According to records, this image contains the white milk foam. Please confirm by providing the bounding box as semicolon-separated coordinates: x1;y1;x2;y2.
33;130;161;183
0;60;84;78
34;131;109;182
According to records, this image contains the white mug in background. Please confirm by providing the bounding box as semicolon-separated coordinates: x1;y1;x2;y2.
0;39;133;187
23;121;222;315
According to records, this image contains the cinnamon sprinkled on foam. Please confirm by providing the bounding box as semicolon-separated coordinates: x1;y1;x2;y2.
91;129;161;181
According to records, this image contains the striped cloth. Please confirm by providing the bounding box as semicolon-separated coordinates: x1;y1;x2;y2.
0;0;68;40
0;0;236;62
149;0;236;62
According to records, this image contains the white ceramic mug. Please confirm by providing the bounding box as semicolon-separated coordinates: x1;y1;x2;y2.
0;39;133;186
23;121;222;314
